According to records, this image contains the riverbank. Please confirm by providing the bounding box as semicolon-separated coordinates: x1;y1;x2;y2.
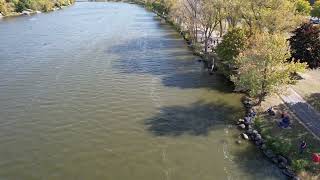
0;0;74;18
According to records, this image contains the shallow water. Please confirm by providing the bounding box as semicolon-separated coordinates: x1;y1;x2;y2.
0;2;285;179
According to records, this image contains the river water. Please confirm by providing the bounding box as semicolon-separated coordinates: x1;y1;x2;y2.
0;2;285;180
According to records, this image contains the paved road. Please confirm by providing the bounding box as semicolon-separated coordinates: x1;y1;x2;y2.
280;88;320;138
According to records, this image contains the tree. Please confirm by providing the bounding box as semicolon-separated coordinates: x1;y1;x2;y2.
198;0;222;55
215;28;248;76
311;0;320;19
236;0;303;34
296;0;312;15
231;33;306;104
289;22;320;68
182;0;200;44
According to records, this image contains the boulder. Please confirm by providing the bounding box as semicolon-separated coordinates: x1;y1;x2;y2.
263;149;275;159
0;13;3;18
22;10;31;15
35;11;41;14
255;134;262;141
259;144;267;150
241;133;249;140
292;176;301;180
272;157;279;164
238;124;246;129
253;130;258;135
278;162;287;169
246;129;253;135
255;139;263;147
282;169;296;178
236;140;242;144
277;155;288;165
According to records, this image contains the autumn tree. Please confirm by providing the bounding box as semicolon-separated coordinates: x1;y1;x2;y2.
197;0;223;54
237;0;302;34
295;0;312;15
231;33;306;104
289;22;320;68
311;0;320;19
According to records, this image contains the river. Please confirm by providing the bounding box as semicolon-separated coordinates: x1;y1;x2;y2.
0;2;285;180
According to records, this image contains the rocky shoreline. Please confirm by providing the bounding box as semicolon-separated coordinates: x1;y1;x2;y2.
238;97;300;180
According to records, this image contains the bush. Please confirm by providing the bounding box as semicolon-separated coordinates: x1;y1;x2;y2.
289;22;320;69
311;1;320;18
296;0;312;15
266;136;293;155
15;0;28;12
0;0;15;15
292;159;308;172
215;28;248;77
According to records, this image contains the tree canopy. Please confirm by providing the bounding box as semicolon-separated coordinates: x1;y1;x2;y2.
311;0;320;18
296;0;312;15
231;33;306;104
289;22;320;69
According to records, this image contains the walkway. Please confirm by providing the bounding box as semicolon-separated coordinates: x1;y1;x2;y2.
280;88;320;138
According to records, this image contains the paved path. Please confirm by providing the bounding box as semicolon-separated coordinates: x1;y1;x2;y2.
280;88;320;138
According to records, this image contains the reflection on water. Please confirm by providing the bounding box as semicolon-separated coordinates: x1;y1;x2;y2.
0;2;285;180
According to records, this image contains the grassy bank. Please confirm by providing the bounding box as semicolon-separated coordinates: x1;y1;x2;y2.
0;0;74;16
256;95;320;178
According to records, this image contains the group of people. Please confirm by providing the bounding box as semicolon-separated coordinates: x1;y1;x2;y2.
266;106;320;162
266;107;291;128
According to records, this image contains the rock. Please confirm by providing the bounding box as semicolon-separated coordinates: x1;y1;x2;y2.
282;169;296;178
277;155;288;165
35;11;41;14
259;144;267;150
238;124;246;129
245;125;252;130
0;13;3;18
272;157;279;164
263;149;275;159
22;10;31;15
246;129;253;135
236;140;242;144
278;162;287;169
253;130;258;135
292;176;301;180
241;133;249;140
255;134;262;141
255;139;263;147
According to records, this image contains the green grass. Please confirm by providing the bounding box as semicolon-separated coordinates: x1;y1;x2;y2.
254;107;320;174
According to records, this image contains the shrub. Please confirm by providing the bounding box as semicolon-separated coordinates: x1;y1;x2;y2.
266;136;293;155
311;1;320;19
0;0;14;15
296;0;312;15
292;159;308;172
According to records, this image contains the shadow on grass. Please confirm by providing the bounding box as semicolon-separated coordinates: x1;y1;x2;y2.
258;103;320;174
305;93;320;112
145;101;242;136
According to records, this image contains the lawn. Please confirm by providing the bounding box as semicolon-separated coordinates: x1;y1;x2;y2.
256;95;320;179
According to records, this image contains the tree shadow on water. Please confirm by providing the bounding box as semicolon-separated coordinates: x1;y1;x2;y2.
145;101;243;136
161;71;236;92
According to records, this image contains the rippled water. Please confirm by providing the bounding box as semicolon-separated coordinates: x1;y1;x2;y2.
0;2;285;179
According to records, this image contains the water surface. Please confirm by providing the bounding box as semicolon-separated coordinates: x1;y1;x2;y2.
0;2;285;179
